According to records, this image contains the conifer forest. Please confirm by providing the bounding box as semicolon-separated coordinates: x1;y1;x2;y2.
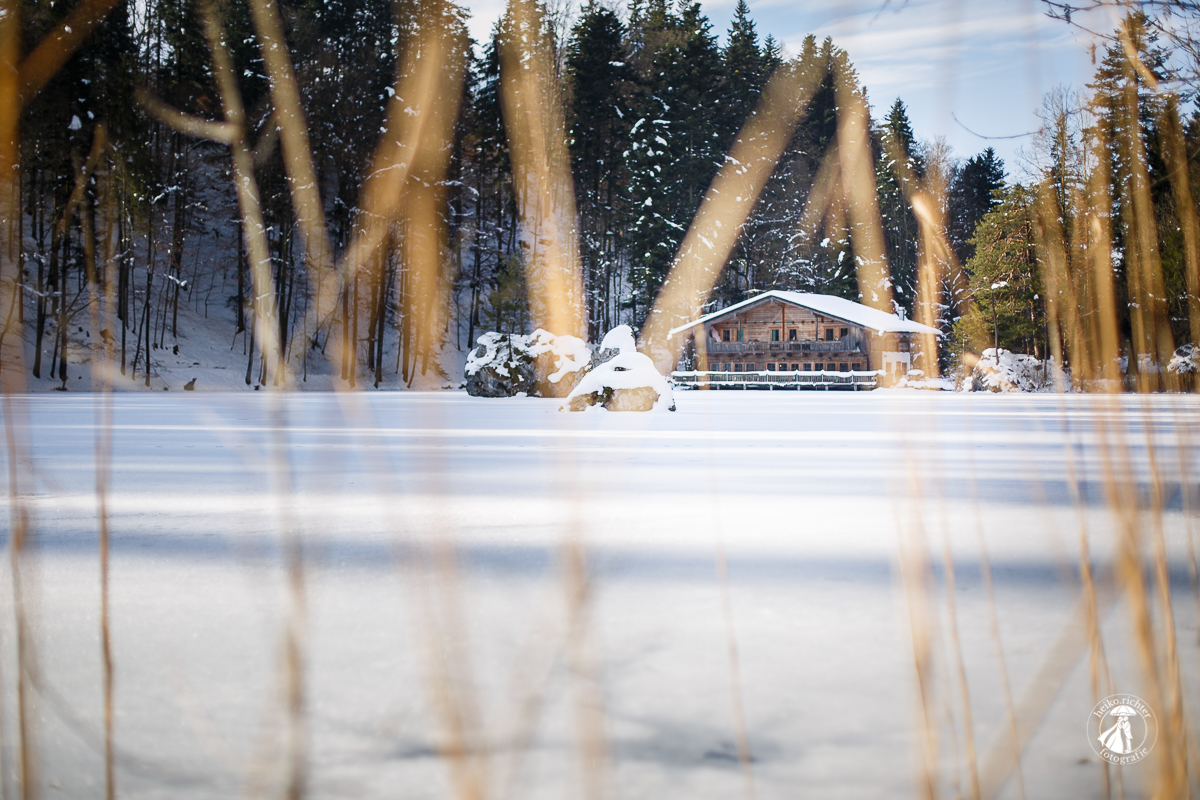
4;0;1200;390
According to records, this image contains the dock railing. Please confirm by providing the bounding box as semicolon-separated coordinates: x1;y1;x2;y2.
671;369;881;390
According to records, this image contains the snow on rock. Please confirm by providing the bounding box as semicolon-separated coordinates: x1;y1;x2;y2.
598;325;637;355
962;348;1067;393
525;329;591;397
465;332;534;397
563;325;675;412
464;330;591;398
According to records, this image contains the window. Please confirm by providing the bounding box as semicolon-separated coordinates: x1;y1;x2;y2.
852;363;861;371
803;363;812;372
734;364;742;372
825;328;834;341
737;329;744;342
722;329;730;342
839;363;849;372
827;363;836;371
840;327;848;338
771;329;780;342
766;363;775;371
779;363;788;372
746;363;756;372
790;363;798;371
788;329;797;341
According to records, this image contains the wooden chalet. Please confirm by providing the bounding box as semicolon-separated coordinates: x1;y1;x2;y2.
667;290;941;389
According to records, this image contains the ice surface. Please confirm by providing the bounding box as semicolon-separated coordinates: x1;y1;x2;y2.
0;391;1196;799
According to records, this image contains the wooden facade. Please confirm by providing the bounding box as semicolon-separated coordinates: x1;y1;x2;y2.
695;298;873;373
669;292;935;388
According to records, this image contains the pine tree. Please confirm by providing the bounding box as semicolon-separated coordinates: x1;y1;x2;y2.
1087;14;1177;352
567;4;635;336
953;184;1044;357
947;147;1005;265
875;98;922;315
625;1;724;324
721;0;765;141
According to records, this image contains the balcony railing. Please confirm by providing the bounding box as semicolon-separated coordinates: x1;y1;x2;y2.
703;338;866;354
672;370;880;390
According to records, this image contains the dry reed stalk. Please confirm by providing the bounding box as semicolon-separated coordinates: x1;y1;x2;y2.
1139;397;1190;797
1088;320;1180;800
495;5;616;792
794;145;843;270
0;1;124;795
1080;27;1196;797
639;54;825;367
194;7;310;795
1116;20;1176;391
714;540;757;800
1;391;35;800
559;534;609;800
245;0;336;328
16;0;121;106
832;60;891;316
399;90;495;800
1056;398;1115;794
1082;123;1121;388
927;440;980;800
1158;96;1200;353
1033;182;1073;387
402;410;490;800
976;583;1121;800
0;2;15;385
498;0;584;340
962;411;1026;800
894;457;941;800
399;17;462;382
879;135;961;380
79;123;117;800
909;192;951;379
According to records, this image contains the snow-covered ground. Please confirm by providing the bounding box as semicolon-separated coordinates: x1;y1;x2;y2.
0;390;1197;799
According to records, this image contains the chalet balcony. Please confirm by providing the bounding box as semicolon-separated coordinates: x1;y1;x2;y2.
672;370;879;390
703;338;866;354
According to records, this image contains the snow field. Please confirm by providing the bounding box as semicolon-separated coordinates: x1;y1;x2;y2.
0;390;1198;799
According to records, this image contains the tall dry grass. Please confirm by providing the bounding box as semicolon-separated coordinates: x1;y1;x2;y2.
0;1;1198;799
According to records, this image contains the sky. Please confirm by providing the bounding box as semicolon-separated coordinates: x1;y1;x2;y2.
460;0;1124;181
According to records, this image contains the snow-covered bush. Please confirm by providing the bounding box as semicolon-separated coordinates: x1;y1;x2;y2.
562;325;676;412
962;348;1067;393
464;330;590;398
1167;344;1198;390
1167;344;1199;375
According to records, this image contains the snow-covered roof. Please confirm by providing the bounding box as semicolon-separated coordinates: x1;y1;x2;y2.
667;290;942;337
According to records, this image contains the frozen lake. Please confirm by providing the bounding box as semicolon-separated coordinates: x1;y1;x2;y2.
0;390;1197;799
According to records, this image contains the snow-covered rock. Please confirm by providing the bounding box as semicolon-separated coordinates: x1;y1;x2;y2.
563;325;675;412
962;348;1067;393
464;332;535;397
525;329;591;398
464;330;591;398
